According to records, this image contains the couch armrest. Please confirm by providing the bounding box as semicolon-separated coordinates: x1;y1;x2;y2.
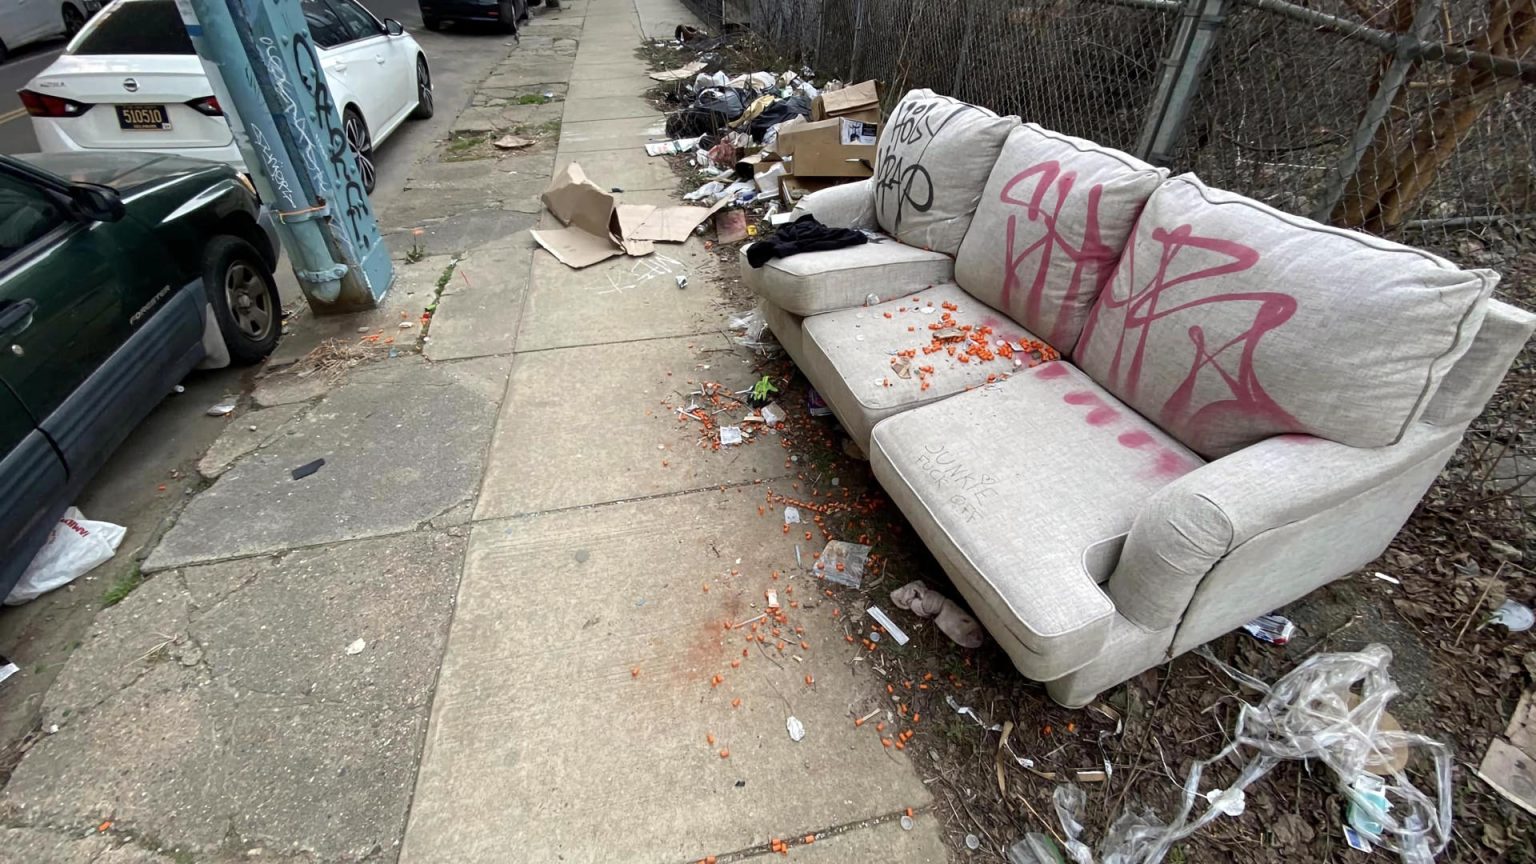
1109;425;1464;630
791;178;877;230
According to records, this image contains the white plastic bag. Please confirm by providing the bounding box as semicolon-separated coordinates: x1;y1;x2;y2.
5;507;126;605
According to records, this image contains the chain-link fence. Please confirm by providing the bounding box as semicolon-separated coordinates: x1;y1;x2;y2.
732;0;1535;252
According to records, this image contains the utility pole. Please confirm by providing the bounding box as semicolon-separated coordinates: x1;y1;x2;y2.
175;0;391;312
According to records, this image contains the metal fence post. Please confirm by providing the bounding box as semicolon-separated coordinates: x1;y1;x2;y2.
1311;0;1439;222
1136;0;1229;166
178;0;392;312
951;0;978;98
849;0;864;81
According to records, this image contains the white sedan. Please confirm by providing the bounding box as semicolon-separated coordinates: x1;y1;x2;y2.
20;0;431;193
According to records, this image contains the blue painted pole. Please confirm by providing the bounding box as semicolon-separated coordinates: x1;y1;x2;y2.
175;0;392;311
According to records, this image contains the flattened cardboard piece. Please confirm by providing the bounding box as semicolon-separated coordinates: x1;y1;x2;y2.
650;61;706;82
534;163;658;268
629;199;729;243
530;226;623;268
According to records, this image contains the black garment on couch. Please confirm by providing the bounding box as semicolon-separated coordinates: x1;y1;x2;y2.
746;215;867;268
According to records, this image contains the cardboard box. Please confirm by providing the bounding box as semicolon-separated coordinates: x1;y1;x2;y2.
777;117;878;178
779;175;841;208
811;80;882;125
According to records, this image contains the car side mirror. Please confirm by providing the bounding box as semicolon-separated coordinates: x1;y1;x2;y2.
69;184;125;223
384;18;404;36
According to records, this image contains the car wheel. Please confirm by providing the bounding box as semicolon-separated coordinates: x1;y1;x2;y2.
516;0;530;22
498;0;517;33
410;56;434;120
342;106;376;195
204;236;281;365
62;4;85;36
422;15;441;30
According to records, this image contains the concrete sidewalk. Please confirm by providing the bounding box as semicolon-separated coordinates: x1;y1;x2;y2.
0;2;949;861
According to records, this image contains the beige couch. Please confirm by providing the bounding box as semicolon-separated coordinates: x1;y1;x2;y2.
742;90;1534;707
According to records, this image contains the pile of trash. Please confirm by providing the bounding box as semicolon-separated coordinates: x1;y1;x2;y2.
647;36;883;235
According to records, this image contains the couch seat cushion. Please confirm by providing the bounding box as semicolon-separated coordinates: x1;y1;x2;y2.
740;236;953;317
1075;174;1497;459
801;283;1055;445
873;90;1020;256
870;361;1204;680
955;124;1166;354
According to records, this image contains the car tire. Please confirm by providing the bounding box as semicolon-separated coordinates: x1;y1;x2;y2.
422;15;442;30
498;0;517;33
62;4;85;36
342;106;376;195
204;236;281;366
410;56;434;120
516;0;530;22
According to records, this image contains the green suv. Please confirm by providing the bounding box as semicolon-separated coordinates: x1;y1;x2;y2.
0;152;281;598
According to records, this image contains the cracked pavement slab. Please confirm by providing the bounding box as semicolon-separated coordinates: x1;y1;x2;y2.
145;354;508;571
3;529;465;862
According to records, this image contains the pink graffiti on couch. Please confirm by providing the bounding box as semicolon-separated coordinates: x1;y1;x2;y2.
997;162;1119;348
1078;223;1301;444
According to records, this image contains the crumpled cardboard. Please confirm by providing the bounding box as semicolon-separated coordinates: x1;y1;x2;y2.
812;80;882;124
531;163;725;268
650;61;705;82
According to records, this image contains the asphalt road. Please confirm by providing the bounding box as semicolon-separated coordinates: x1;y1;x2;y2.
0;0;490;161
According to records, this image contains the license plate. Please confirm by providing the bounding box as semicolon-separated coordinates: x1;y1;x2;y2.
116;105;170;131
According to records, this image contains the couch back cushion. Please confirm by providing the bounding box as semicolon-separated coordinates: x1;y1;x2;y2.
872;89;1019;256
954;124;1166;353
1075;174;1498;459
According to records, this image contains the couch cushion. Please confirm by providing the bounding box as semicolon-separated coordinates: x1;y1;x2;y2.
740;236;953;317
954;124;1166;354
1076;174;1498;459
873;90;1020;256
801;283;1056;446
870;361;1203;681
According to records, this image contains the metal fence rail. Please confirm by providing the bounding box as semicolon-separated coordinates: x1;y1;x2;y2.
740;0;1536;255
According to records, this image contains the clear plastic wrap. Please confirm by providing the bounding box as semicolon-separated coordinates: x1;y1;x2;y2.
1050;645;1452;863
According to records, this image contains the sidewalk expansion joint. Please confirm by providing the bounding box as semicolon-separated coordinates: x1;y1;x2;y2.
691;805;938;863
474;474;795;522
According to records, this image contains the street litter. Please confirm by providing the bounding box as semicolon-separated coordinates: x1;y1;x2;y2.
291;458;325;481
206;400;237;417
890;580;985;648
1048;644;1453;863
787;716;805;742
531;163;724;267
719;426;743;446
493;134;536;150
0;654;17;686
865;605;909;646
649;61;705;81
760;402;785;425
766;590;780;611
1491;599;1534;632
1477;690;1536;816
345;638;366;655
645;136;702;156
818;540;870;588
675;275;688;290
1371;571;1401;585
5;507;127;605
1240;612;1296;645
783;506;801;524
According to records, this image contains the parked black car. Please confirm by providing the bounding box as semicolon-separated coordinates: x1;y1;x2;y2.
417;0;538;32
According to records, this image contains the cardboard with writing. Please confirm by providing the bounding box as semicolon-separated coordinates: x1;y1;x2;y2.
778;117;878;178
